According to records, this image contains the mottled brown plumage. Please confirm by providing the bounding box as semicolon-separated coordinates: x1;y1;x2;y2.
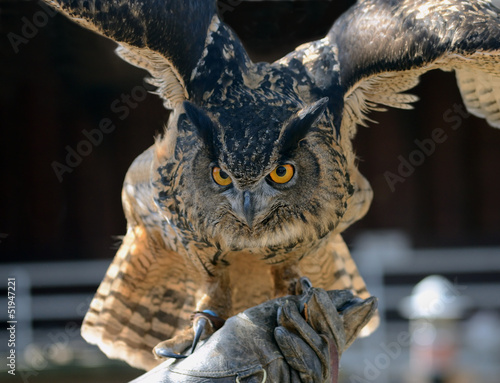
42;0;500;370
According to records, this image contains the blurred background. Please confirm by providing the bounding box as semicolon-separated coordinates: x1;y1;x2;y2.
1;0;499;382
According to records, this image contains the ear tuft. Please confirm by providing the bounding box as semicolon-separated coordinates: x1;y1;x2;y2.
297;97;329;124
183;101;215;146
280;97;329;154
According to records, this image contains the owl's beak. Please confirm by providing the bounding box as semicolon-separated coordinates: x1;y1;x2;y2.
242;191;255;229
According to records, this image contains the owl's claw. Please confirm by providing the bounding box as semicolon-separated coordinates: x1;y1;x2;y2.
336;297;364;313
154;348;188;359
299;276;313;292
153;337;191;360
189;312;212;354
153;310;225;360
297;277;314;315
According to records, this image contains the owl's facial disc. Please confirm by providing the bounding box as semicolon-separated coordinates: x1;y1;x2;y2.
212;164;296;229
178;97;350;250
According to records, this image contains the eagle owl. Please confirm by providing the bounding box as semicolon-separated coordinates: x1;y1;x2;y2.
44;0;500;370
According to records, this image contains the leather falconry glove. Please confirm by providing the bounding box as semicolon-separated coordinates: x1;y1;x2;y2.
130;279;377;383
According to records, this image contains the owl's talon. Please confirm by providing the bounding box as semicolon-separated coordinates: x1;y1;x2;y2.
298;277;314;314
190;315;209;354
299;277;313;292
153;332;193;360
154;347;188;359
153;310;225;360
190;310;226;354
336;297;364;313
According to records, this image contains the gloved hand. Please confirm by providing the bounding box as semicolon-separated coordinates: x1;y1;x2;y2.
274;281;376;383
130;279;377;383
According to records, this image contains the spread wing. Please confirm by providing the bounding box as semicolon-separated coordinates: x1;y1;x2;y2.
333;0;500;135
282;0;500;137
43;0;219;109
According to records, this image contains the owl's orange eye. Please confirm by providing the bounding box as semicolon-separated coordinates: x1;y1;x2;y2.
212;167;232;186
269;164;294;184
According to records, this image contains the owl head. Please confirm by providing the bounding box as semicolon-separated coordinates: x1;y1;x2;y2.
153;93;354;252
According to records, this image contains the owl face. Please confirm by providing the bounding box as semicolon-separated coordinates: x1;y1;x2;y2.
156;98;354;252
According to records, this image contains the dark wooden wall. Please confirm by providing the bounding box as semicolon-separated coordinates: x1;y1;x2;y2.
1;0;499;263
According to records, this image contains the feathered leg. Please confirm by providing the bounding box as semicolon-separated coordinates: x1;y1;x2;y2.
154;268;230;359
